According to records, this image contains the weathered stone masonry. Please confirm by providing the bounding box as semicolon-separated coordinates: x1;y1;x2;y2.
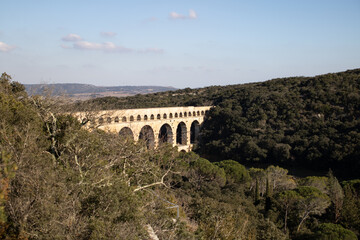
75;106;212;151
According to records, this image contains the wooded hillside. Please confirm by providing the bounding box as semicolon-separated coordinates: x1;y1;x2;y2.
1;71;359;239
74;69;360;179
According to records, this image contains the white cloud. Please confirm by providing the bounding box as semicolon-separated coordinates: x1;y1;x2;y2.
170;9;197;20
61;35;164;54
73;41;103;50
0;42;16;52
62;33;82;42
189;9;197;19
100;32;117;37
63;41;163;54
170;12;186;19
73;41;132;53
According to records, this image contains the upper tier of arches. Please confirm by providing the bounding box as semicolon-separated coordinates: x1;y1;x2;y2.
90;107;211;125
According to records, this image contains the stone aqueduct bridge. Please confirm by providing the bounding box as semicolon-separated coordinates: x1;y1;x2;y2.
76;106;212;151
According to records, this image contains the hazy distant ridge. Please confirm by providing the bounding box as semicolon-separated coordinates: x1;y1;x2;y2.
25;83;177;96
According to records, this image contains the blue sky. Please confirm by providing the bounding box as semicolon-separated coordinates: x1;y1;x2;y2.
1;0;359;88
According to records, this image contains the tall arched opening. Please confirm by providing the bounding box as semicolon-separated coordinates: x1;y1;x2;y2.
139;125;155;149
158;124;173;145
176;122;187;145
190;120;200;144
119;127;134;141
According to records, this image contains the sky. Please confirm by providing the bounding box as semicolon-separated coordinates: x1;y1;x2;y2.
1;0;359;88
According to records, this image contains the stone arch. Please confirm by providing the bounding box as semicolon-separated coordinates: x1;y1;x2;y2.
197;111;200;116
114;116;119;123
201;111;205;116
190;120;200;144
163;113;167;119
144;115;148;121
188;111;191;116
139;125;155;149
99;117;104;124
175;113;178;118
137;115;141;121
151;114;154;120
184;112;187;117
157;114;161;120
130;116;134;121
158;124;173;144
122;116;127;122
179;112;183;117
107;117;112;123
176;122;187;145
193;111;196;116
169;113;173;118
119;127;134;140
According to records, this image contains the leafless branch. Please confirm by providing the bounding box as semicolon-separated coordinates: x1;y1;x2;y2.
133;168;171;192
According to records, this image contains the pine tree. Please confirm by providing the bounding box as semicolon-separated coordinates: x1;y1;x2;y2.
327;170;344;223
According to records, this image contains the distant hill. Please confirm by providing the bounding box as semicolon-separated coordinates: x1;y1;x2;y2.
24;83;177;100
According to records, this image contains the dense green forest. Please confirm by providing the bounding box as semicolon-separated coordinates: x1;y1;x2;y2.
1;71;360;239
73;69;360;179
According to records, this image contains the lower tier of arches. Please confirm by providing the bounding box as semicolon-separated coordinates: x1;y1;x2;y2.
115;119;202;150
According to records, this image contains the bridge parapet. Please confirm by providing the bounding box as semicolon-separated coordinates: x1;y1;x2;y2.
75;106;212;151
